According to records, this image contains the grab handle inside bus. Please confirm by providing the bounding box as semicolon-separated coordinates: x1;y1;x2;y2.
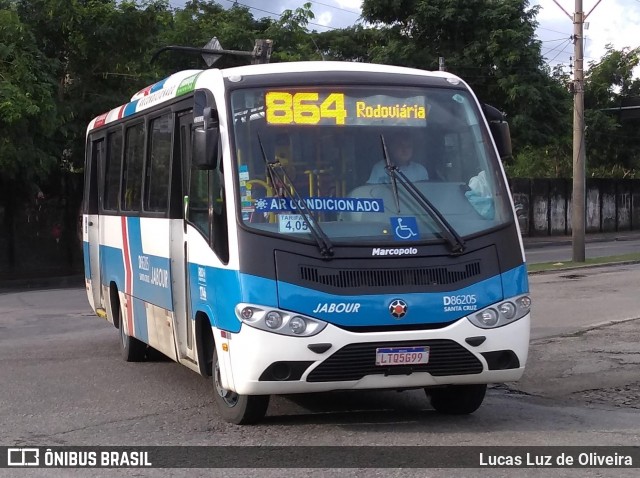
193;107;219;170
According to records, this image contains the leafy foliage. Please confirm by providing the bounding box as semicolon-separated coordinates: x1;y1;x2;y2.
0;0;638;195
583;46;640;177
0;4;58;186
358;0;573;154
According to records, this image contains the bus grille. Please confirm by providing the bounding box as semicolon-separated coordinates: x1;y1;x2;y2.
299;261;481;289
306;340;483;382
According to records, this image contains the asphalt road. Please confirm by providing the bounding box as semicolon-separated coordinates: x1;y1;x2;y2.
2;265;640;476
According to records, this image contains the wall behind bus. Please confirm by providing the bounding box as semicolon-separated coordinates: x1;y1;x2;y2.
510;178;640;236
1;175;638;283
0;172;84;284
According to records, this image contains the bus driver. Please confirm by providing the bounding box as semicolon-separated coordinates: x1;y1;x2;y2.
367;133;429;184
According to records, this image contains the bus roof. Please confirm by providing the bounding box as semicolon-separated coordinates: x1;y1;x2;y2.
87;61;461;133
219;60;452;79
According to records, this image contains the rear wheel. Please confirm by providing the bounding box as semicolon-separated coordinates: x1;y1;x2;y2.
212;345;269;425
118;300;146;362
427;384;487;415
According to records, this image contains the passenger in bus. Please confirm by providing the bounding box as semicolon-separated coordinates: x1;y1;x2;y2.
367;133;429;184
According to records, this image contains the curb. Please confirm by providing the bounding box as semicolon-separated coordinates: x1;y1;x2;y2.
527;259;640;275
523;234;639;250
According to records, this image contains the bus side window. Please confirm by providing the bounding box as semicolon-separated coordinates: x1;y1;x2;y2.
188;140;228;263
211;143;228;264
189;169;210;239
122;122;145;212
145;113;172;213
104;130;123;211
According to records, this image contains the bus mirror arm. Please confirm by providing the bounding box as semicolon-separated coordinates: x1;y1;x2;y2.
193;107;219;170
482;103;512;163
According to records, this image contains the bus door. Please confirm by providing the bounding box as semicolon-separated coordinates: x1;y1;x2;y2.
170;111;196;362
85;137;104;311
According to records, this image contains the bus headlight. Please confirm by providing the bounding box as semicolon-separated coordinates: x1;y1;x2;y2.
289;316;307;335
478;309;499;327
235;304;327;337
265;311;283;329
467;294;531;329
498;302;516;320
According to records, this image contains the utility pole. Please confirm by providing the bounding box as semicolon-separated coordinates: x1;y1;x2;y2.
552;0;602;262
572;0;586;262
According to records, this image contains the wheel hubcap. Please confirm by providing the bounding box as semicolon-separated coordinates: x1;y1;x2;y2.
214;360;239;407
120;322;127;347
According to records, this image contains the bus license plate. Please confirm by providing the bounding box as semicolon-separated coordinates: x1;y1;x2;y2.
375;346;429;366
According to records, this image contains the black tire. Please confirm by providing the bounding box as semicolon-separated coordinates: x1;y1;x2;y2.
212;346;269;425
427;384;487;415
118;300;146;362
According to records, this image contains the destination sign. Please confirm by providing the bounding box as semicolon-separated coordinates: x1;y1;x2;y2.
265;90;428;127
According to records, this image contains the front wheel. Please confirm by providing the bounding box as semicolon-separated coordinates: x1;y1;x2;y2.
212;346;269;425
426;384;487;415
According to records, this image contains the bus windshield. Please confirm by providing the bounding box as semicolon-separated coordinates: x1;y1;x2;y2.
230;85;513;245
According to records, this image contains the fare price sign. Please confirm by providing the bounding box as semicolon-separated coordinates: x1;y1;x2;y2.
265;90;428;127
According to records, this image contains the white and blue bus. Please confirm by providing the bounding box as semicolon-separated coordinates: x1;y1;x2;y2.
83;59;531;424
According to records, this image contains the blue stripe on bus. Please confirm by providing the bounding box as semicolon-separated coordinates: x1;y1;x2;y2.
275;264;527;327
275;275;502;327
125;217;173;311
186;263;528;331
123;100;139;117
149;78;167;93
100;245;125;292
501;264;529;296
98;243;172;310
82;241;91;279
188;265;279;333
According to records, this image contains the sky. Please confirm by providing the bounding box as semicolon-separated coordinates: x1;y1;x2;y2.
171;1;640;73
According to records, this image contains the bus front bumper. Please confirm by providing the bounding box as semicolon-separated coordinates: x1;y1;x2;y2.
214;313;530;396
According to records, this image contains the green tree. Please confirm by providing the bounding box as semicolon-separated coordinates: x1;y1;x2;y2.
158;0;261;71
0;3;58;185
264;2;321;62
15;0;173;170
314;25;384;63
584;45;640;177
359;0;572;153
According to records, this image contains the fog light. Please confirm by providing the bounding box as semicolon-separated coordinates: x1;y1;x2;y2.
265;311;283;329
289;316;307;334
498;302;516;320
477;308;499;327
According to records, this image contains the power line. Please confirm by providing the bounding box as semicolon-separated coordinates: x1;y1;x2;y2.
537;25;572;36
223;0;339;31
310;1;360;15
546;40;573;65
542;38;573;62
541;37;572;43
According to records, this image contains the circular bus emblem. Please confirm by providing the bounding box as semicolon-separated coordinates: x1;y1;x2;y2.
389;299;408;319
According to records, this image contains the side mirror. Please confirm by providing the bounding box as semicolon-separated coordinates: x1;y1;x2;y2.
483;104;512;162
193;107;219;170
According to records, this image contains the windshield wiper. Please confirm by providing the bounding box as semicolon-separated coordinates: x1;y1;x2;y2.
381;135;401;213
257;134;334;258
380;134;465;254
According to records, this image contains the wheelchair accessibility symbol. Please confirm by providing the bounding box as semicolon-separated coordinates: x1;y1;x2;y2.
390;217;419;241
